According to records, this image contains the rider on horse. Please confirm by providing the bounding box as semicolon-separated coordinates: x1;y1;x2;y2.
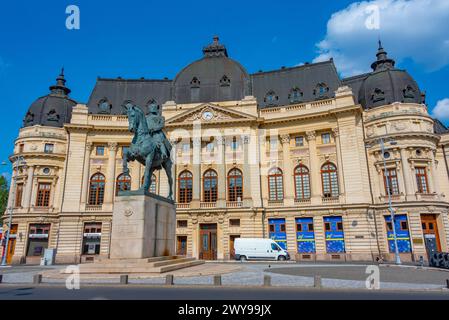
146;102;172;162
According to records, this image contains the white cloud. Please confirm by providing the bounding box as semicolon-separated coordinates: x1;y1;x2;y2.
432;98;449;120
314;0;449;77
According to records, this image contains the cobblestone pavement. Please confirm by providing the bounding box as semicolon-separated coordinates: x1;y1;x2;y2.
0;262;448;291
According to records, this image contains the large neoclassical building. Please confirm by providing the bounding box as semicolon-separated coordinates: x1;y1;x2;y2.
4;37;449;264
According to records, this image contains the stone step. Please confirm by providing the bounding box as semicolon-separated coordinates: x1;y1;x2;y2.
156;260;205;273
151;257;196;268
95;256;180;264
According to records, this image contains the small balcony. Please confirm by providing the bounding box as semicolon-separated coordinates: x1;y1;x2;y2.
85;205;103;212
227;201;243;208
200;202;217;208
294;198;311;205
321;196;339;204
176;203;191;209
268;199;284;207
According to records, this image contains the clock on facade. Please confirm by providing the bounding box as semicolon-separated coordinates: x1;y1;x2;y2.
202;111;214;121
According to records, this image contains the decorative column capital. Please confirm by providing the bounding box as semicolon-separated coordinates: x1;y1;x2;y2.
306;131;316;141
280;134;290;145
86;142;93;151
331;127;340;138
108;142;118;151
243;135;251;144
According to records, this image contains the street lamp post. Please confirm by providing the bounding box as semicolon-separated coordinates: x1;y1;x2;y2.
379;138;402;265
1;156;25;266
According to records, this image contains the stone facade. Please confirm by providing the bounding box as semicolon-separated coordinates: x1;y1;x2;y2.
4;40;449;264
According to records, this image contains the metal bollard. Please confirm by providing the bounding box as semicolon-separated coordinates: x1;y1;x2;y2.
0;275;3;283
314;275;321;288
213;275;222;286
120;275;129;285
165;274;174;285
446;279;449;289
263;275;271;287
33;274;42;284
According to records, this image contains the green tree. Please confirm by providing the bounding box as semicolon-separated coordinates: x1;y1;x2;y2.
0;176;8;220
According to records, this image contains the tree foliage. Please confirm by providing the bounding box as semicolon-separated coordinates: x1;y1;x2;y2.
0;176;8;219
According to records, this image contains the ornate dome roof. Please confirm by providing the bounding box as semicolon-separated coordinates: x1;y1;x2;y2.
358;42;424;109
23;69;77;128
173;37;251;103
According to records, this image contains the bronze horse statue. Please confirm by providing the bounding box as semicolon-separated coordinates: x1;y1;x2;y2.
123;103;174;200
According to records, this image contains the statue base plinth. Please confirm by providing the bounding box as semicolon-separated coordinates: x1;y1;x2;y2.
110;192;176;259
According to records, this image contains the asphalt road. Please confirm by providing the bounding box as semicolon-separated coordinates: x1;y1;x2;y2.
0;284;448;300
265;265;449;285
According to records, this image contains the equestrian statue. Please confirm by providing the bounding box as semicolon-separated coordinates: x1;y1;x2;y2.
122;103;174;200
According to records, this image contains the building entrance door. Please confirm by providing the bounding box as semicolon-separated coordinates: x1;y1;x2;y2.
421;214;441;256
177;236;187;255
229;235;240;260
199;224;217;260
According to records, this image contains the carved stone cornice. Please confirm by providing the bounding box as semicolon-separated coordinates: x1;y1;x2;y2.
280;134;290;144
306;131;316;141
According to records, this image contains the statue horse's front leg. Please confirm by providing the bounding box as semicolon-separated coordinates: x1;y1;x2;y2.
123;149;130;175
162;157;174;200
141;150;155;192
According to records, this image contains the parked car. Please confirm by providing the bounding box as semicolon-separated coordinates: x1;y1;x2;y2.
234;238;290;261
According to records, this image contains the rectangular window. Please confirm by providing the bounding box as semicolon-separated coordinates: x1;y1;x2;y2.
295;136;304;147
82;222;102;255
321;133;331;144
324;222;331;231
296;223;302;232
19;144;24;153
229;219;240;227
44;143;54;154
206;142;214;153
383;168;400;195
269;225;275;233
15;183;23;207
177;220;188;228
96;146;105;156
182;143;190;153
415;167;429;194
36;183;51;207
337;222;344;231
308;223;314;231
280;223;286;232
231;137;239;151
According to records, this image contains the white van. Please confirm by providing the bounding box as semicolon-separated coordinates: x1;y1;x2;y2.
234;238;290;261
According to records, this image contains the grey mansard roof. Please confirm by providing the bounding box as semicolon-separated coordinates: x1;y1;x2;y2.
251;61;342;109
26;38;439;129
23;69;77;128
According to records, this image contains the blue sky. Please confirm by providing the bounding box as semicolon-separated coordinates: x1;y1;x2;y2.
1;0;448;180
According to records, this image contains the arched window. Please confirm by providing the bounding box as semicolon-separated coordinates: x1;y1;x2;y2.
190;77;200;88
294;165;310;200
321;163;339;198
178;171;193;203
116;173;131;195
268;168;284;201
141;174;157;194
98;98;111;114
220;75;230;87
203;169;218;203
89;173;105;205
228;168;243;202
371;88;385;103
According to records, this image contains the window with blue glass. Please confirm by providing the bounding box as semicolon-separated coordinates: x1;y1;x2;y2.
295;217;315;253
324;216;345;253
268;218;287;250
384;215;412;253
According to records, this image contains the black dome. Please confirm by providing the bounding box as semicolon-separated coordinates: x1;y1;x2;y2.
358;42;424;109
23;69;77;128
173;37;250;104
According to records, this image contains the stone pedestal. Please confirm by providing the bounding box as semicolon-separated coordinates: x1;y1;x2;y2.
110;191;176;259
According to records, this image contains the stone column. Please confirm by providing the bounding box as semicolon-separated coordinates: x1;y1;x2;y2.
307;131;321;205
332;128;345;197
430;150;441;198
242;135;252;206
192;138;202;208
281;134;294;205
23;165;35;210
400;148;414;200
104;142;118;204
80;142;92;206
217;136;227;207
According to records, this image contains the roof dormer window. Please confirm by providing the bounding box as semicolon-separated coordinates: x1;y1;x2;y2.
190;77;200;88
371;88;385;104
289;87;303;104
403;85;416;102
313;83;329;100
220;75;230;87
264;90;278;106
98;99;112;114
